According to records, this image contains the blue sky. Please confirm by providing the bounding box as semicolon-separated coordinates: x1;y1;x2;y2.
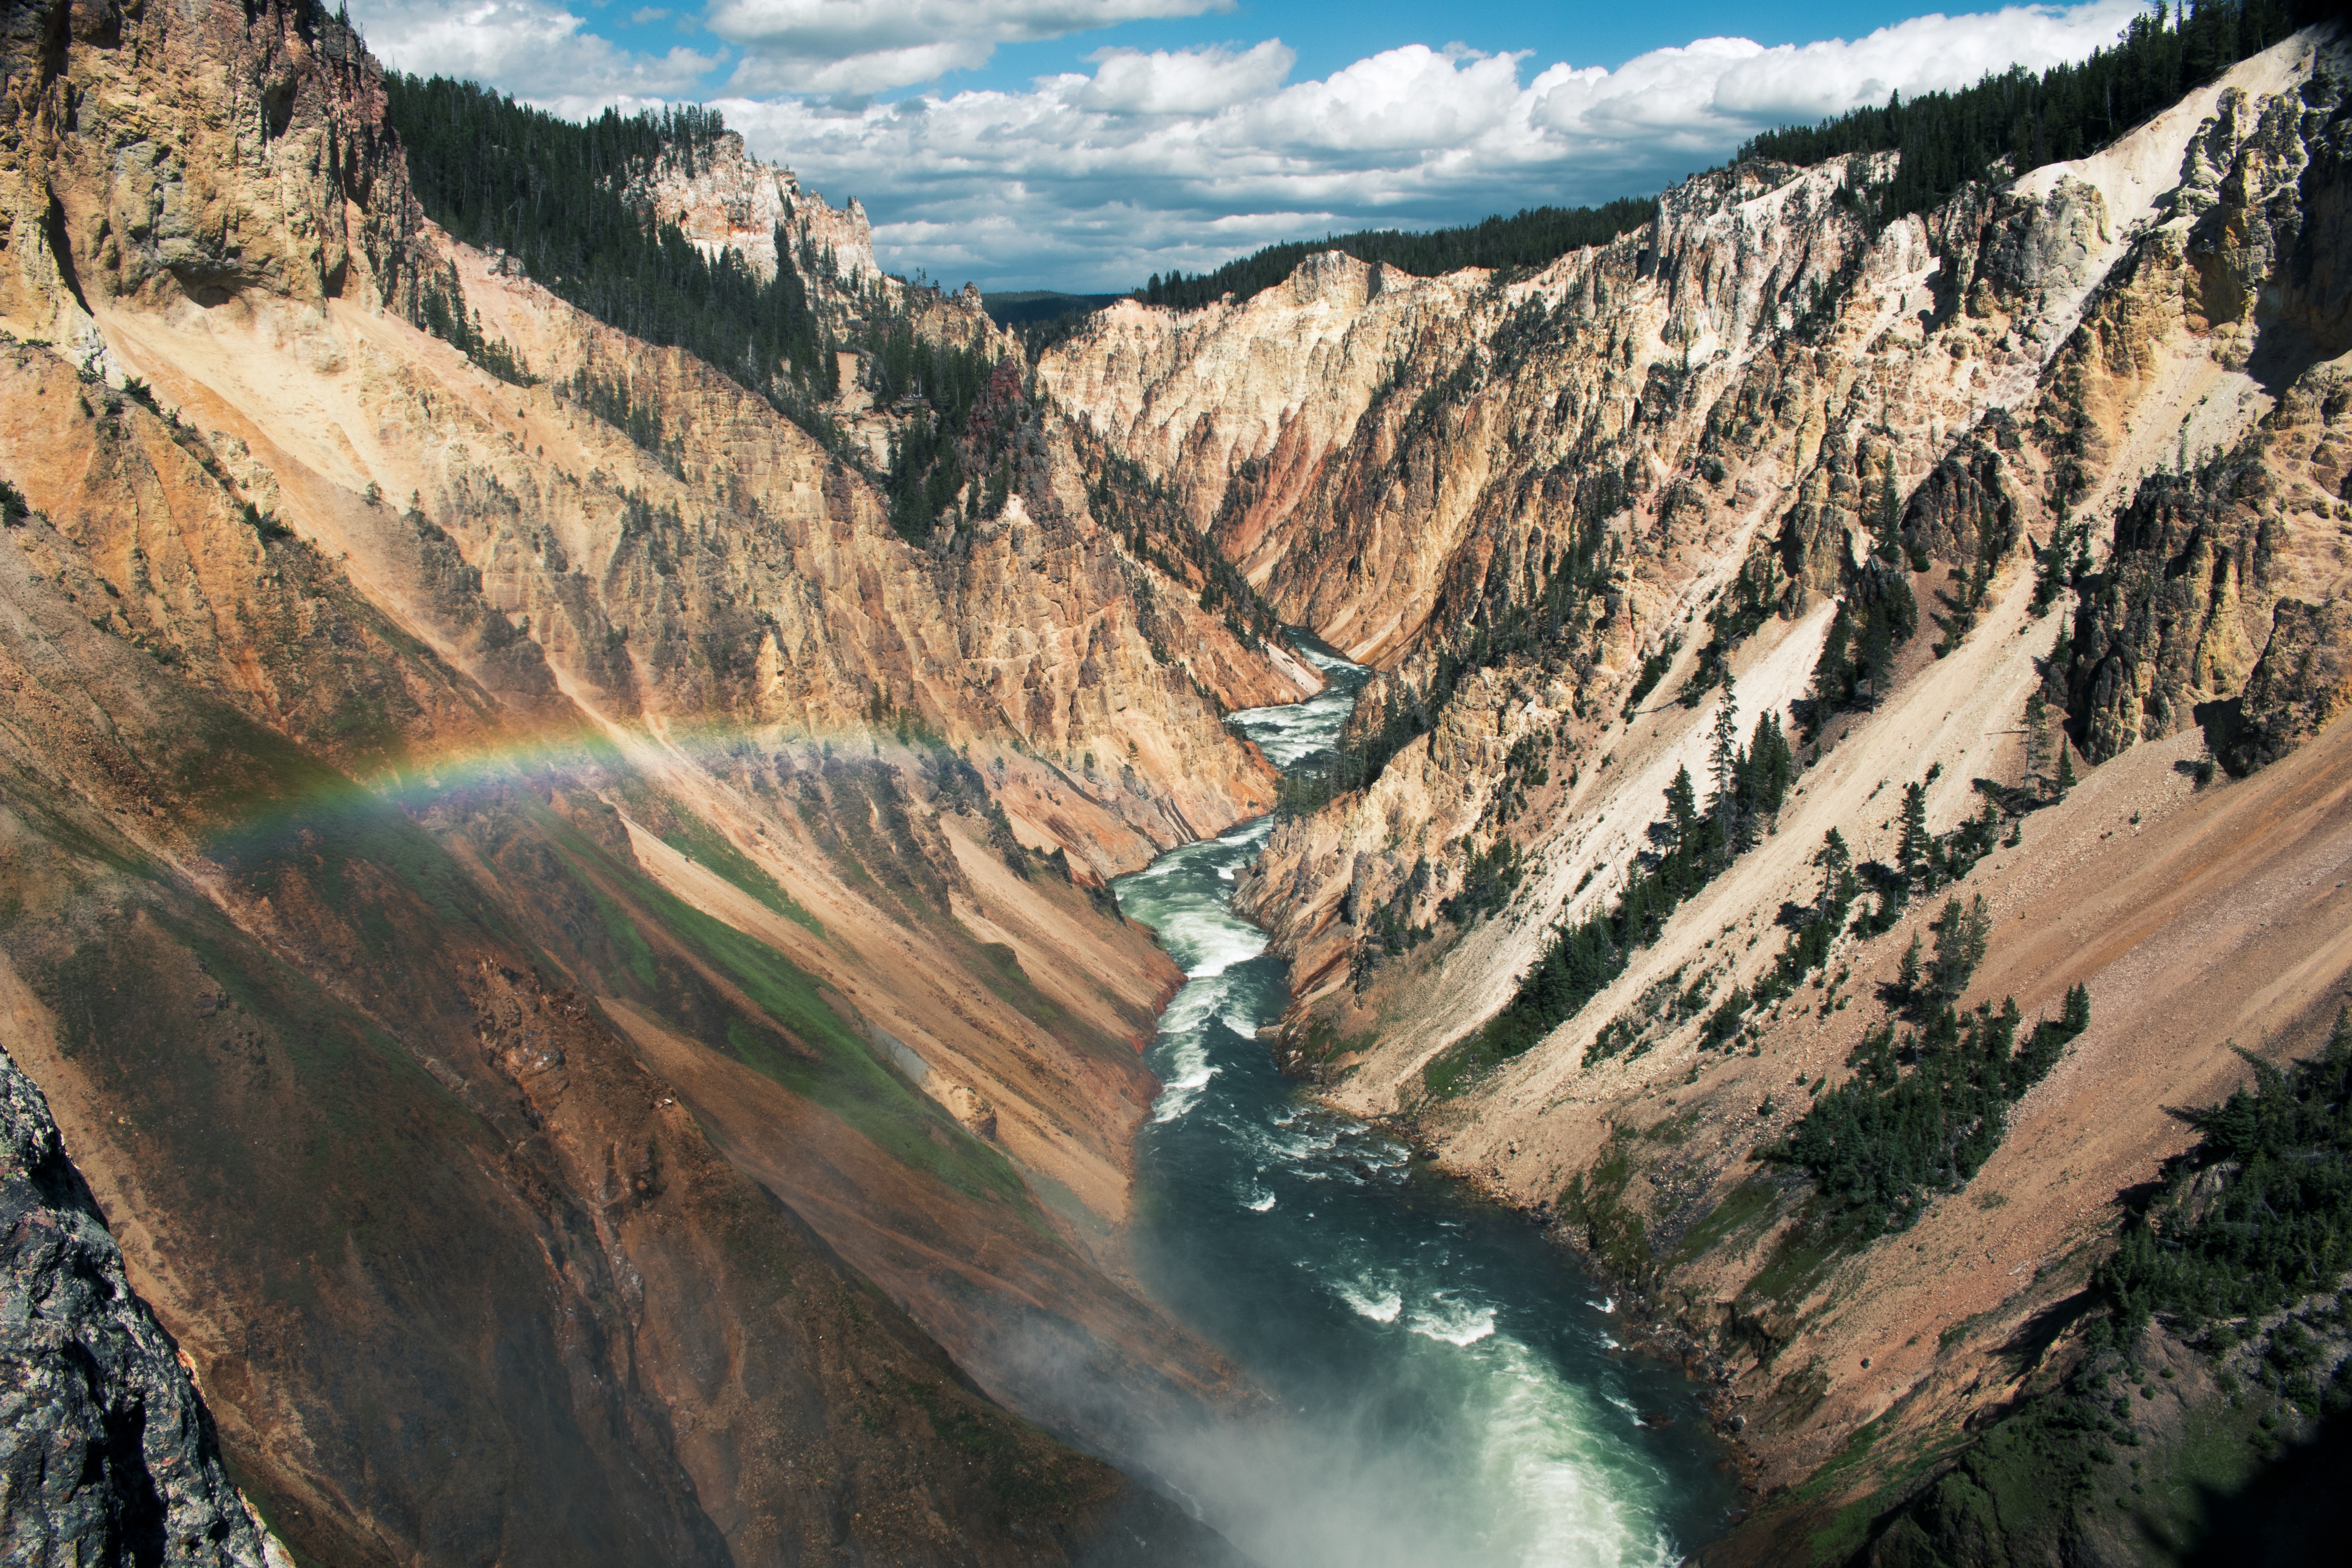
568;2;1976;99
353;0;2157;289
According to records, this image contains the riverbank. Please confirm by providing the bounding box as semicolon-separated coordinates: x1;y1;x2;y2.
1109;643;1740;1567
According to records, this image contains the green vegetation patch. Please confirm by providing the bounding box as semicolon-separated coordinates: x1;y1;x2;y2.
1666;1178;1781;1269
1559;1129;1653;1279
2100;1009;2352;1344
1772;987;2089;1236
536;805;1031;1211
974;941;1060;1028
652;795;824;936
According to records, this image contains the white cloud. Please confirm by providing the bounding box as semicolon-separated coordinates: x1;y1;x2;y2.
354;0;2159;289
704;0;1235;95
1079;40;1294;115
707;0;2149;289
352;0;721;98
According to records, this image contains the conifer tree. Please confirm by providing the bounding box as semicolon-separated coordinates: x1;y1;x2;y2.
1897;781;1932;884
2054;742;2077;796
1708;678;1743;860
1746;710;1795;826
2024;690;2050;782
1856;605;1895;704
1876;466;1903;561
1817;828;1852;919
1664;764;1698;847
1929;893;1992;1004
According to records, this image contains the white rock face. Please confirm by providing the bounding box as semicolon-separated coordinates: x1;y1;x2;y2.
630;130;878;285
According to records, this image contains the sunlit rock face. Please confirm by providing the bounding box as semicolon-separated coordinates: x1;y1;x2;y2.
1060;26;2352;1519
632;127;878;289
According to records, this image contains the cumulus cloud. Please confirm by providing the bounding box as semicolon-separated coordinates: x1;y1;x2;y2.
351;0;722;98
354;0;2158;288
705;0;1235;95
1079;40;1295;115
708;0;2148;289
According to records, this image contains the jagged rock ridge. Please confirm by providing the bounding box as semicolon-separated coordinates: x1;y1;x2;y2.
1;1045;275;1568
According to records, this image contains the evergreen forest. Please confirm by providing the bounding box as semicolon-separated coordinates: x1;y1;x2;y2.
1739;0;2310;223
1132;197;1659;314
385;77;830;407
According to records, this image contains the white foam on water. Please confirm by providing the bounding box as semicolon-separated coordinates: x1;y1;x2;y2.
1216;818;1276;849
1181;920;1269;979
1229;680;1364;769
1153;1047;1219;1122
1244;1189;1277;1212
1156;975;1232;1038
1409;1297;1497;1347
1151;976;1232;1122
1473;1338;1679;1568
1338;1283;1403;1323
1250;1120;1338;1165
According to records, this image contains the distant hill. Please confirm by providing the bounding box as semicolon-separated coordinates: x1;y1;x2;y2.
982;290;1127;327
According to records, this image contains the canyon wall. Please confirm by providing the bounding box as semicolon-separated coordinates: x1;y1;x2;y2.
1053;24;2352;1557
0;1;1300;1562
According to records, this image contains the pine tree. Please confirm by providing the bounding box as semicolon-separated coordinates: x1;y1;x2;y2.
2054;743;2077;796
1663;764;1698;848
1876;466;1903;561
2024;690;2050;782
1708;678;1742;859
1898;932;1923;996
1856;604;1895;704
1929;893;1992;1004
1897;781;1932;884
1746;710;1795;826
1817;828;1852;919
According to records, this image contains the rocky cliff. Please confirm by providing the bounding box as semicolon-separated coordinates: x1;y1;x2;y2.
632;126;880;290
1;1045;276;1568
0;1;1300;1563
1051;22;2352;1559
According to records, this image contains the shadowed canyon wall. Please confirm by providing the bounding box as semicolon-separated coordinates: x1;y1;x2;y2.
0;0;1299;1561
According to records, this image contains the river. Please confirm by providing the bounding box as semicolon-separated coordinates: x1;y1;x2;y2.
1110;641;1737;1567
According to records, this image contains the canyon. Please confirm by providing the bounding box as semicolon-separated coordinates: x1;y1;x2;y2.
2;0;2348;1563
1041;21;2352;1560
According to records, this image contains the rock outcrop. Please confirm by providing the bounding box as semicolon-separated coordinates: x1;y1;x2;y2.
1;1046;272;1568
632;127;878;288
